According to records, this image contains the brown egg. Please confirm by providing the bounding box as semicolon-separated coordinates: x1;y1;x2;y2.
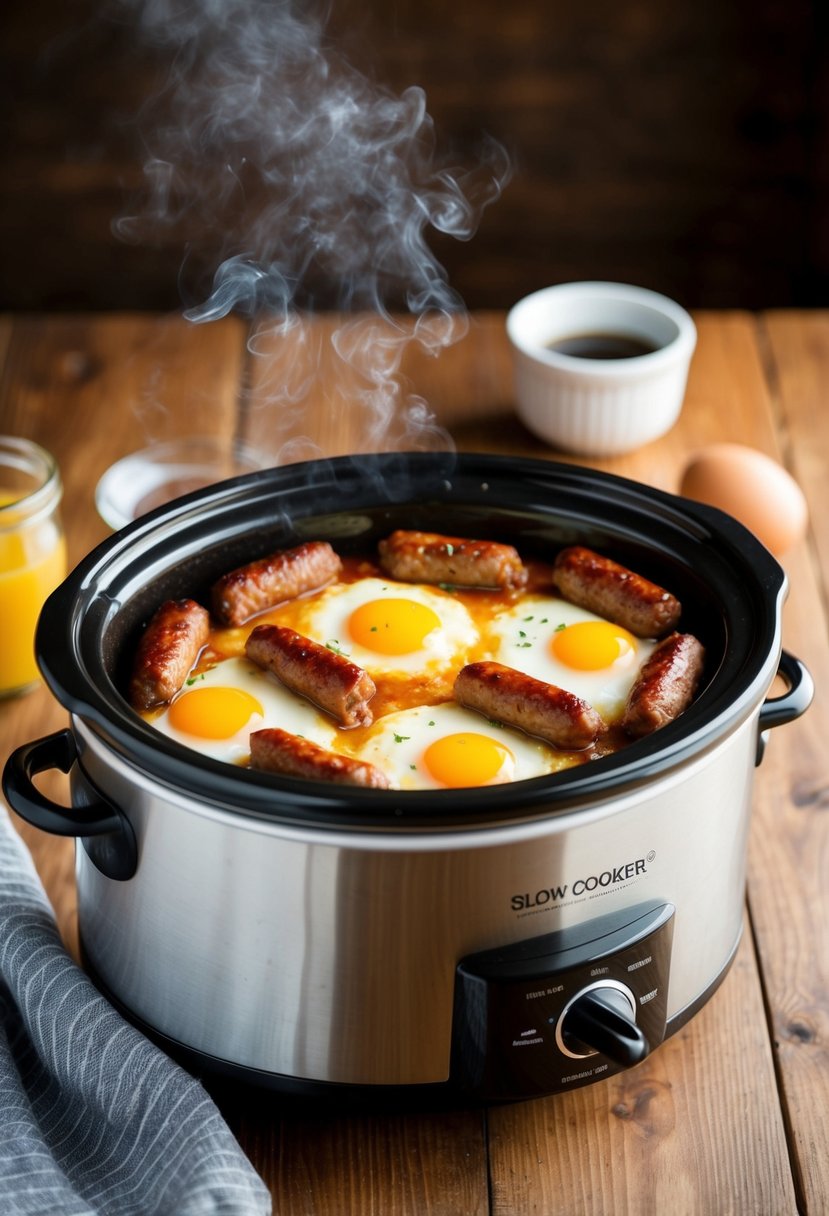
679;444;808;556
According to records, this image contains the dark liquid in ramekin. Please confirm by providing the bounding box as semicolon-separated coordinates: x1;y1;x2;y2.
546;333;659;359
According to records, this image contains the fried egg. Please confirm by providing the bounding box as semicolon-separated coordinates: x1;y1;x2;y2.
150;656;337;762
490;597;659;721
296;577;478;677
357;702;576;790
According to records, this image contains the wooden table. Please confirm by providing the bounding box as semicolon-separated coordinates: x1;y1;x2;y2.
1;311;827;1214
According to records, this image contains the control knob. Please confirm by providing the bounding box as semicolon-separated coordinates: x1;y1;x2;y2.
555;980;648;1066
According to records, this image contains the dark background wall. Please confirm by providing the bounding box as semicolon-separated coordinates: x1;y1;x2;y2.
3;0;828;313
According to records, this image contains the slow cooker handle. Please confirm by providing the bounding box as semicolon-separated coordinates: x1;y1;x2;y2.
755;650;814;766
2;729;137;881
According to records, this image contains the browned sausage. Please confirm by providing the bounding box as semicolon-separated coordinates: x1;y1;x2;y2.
622;632;706;738
250;728;391;788
129;598;210;710
378;530;528;590
245;623;376;727
212;540;342;626
454;660;604;750
551;546;681;639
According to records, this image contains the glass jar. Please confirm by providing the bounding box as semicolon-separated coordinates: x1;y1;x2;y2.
0;437;67;697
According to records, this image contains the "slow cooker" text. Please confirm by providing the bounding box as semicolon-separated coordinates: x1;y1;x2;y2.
511;859;647;911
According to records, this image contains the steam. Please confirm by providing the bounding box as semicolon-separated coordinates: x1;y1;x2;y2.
115;0;511;459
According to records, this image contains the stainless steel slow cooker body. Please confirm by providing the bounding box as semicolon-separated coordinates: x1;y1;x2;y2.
4;453;812;1101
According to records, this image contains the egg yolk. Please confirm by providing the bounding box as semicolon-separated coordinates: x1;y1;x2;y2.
349;597;441;655
168;686;263;739
423;732;514;788
551;621;636;671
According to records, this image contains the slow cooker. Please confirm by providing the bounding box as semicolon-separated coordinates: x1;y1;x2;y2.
3;452;812;1101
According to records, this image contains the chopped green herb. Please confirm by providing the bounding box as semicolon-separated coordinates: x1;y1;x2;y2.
370;626;378;632
539;617;549;624
410;764;417;771
518;630;527;638
428;720;435;726
487;719;504;728
325;639;350;656
438;582;457;593
517;642;533;648
393;733;411;743
523;615;534;622
554;622;566;632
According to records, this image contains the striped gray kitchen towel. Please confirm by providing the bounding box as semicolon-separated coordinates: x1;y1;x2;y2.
0;805;272;1215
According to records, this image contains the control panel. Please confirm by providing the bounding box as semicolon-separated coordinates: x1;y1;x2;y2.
451;901;674;1099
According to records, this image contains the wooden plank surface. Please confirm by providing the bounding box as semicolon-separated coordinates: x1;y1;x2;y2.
1;311;827;1213
749;312;829;1215
222;1100;490;1216
0;313;247;567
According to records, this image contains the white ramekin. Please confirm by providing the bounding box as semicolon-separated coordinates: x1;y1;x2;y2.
506;281;697;457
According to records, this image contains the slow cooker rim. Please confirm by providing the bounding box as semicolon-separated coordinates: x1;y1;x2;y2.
68;657;780;833
36;451;787;830
71;693;769;841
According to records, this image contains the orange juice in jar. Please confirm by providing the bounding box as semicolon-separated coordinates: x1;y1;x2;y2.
0;437;67;696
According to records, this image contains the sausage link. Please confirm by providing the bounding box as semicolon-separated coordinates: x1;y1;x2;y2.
551;546;681;639
378;530;527;590
212;540;342;626
245;623;376;727
129;598;210;710
250;728;391;789
622;632;706;738
454;660;604;750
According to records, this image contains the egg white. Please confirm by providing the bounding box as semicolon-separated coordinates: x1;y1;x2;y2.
150;656;337;762
489;596;658;721
357;702;576;791
296;577;479;677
